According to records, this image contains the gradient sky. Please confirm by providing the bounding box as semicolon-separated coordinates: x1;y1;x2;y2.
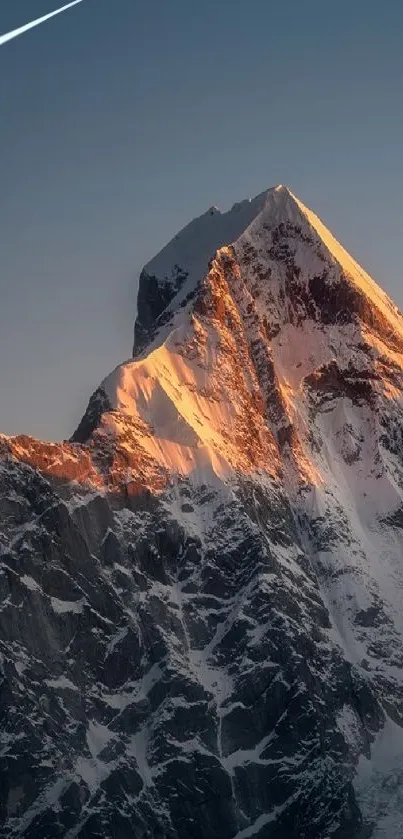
1;0;403;440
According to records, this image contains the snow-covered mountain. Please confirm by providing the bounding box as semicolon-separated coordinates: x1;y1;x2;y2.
2;185;403;838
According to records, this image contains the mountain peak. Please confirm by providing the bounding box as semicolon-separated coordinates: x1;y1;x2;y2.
72;182;402;487
132;184;403;359
132;185;303;356
4;187;403;838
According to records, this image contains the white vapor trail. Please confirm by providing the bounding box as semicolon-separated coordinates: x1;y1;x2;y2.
0;0;85;48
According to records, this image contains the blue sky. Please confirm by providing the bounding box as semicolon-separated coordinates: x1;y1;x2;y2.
1;0;402;440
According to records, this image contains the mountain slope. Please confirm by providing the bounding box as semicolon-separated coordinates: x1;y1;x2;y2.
1;186;403;838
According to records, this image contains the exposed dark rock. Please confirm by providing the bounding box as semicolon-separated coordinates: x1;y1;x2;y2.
71;387;111;444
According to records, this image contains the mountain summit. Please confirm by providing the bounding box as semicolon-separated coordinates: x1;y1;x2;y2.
2;187;403;838
75;183;403;488
133;184;403;356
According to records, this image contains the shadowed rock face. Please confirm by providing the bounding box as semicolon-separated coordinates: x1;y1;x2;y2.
134;267;189;356
71;387;111;445
2;186;403;838
0;459;381;839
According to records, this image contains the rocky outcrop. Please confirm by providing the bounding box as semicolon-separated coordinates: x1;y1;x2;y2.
133;266;189;355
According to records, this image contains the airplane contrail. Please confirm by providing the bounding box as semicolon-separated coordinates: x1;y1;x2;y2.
0;0;85;48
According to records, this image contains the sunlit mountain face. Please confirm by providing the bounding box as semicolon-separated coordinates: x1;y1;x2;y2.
2;185;403;838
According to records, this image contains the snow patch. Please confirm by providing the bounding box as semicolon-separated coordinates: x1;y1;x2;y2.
20;574;41;592
86;721;114;758
50;597;84;614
